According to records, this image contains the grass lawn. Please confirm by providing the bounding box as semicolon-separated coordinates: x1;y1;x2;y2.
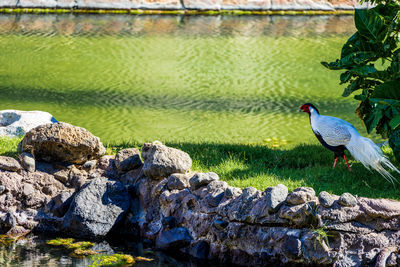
3;136;399;200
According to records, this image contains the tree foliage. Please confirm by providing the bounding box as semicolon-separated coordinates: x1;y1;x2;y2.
322;0;400;161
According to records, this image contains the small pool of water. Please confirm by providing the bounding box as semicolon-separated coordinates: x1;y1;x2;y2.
0;13;377;145
0;235;194;266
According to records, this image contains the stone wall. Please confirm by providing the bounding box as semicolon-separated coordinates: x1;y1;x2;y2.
0;0;371;11
1;123;399;266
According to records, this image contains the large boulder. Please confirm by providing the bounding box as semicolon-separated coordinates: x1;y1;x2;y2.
0;110;57;137
18;122;106;164
142;141;192;179
62;177;130;238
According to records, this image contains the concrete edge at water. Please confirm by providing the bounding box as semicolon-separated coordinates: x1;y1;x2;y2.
0;0;371;15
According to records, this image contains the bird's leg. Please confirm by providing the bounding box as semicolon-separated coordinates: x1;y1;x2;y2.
333;157;339;168
343;155;351;172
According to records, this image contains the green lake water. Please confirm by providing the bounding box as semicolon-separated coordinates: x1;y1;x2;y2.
0;14;372;145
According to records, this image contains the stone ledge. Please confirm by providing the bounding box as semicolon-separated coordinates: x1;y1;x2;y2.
0;0;371;11
1;126;399;266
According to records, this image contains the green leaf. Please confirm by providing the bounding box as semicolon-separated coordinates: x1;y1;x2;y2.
352;65;377;76
371;81;400;99
364;107;384;133
389;114;400;130
340;71;352;84
355;9;387;42
342;79;362;97
321;51;376;70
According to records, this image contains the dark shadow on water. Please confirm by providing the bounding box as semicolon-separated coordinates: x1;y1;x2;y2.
0;85;354;117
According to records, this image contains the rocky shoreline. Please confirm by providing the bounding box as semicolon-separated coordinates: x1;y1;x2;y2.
0;121;400;266
0;0;370;12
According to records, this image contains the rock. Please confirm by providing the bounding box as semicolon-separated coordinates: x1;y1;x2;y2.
96;155;118;179
68;166;88;190
0;110;57;137
358;197;400;218
82;160;97;170
50;191;73;217
338;193;357;207
318;191;334;208
190;240;210;260
189;172;219;190
156;227;192;250
225;186;242;198
19;152;35;172
142;141;192;179
23;183;34;196
53;168;69;184
0;156;21;172
279;204;310;226
0;185;5;194
18;122;106;164
62;177;130;238
162;216;178;229
265;184;288;212
286;187;316;205
213;219;228;231
167;173;190;190
115;148;142;173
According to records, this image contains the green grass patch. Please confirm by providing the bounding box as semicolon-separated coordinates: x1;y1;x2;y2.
0;137;21;158
2;137;399;199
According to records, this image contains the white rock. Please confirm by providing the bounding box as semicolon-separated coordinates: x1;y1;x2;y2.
0;110;57;137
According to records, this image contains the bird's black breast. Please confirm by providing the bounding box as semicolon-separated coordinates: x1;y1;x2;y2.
313;131;346;157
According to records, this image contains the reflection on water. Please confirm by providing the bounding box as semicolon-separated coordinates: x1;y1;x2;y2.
0;14;368;145
0;235;193;266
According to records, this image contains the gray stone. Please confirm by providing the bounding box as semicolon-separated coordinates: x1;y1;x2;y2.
213;219;228;231
318;191;334;208
68;166;88;190
19;152;35;172
53;168;69;184
338;192;357;207
0;156;21;172
114;148;142;173
18;122;105;164
190;240;209;260
50;191;73;217
189;172;219;190
23;183;34;196
167;173;190;190
279;204;310;226
82;160;97;170
225;186;242;198
0;185;5;194
286;187;316;205
62;177;130;238
142;141;192;179
265;184;288;212
0;110;57;137
156;227;192;250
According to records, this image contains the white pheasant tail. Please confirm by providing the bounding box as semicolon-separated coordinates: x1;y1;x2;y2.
300;103;400;184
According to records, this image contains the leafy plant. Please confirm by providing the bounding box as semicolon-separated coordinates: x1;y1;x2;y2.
312;224;333;250
322;0;400;161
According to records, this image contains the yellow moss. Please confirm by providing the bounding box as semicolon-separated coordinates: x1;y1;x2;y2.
46;238;75;247
135;256;154;261
89;253;136;267
72;248;98;257
67;241;95;250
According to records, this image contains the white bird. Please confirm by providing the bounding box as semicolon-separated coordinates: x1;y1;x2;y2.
299;103;400;184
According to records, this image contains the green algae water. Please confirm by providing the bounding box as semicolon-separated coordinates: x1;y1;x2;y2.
0;14;370;145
